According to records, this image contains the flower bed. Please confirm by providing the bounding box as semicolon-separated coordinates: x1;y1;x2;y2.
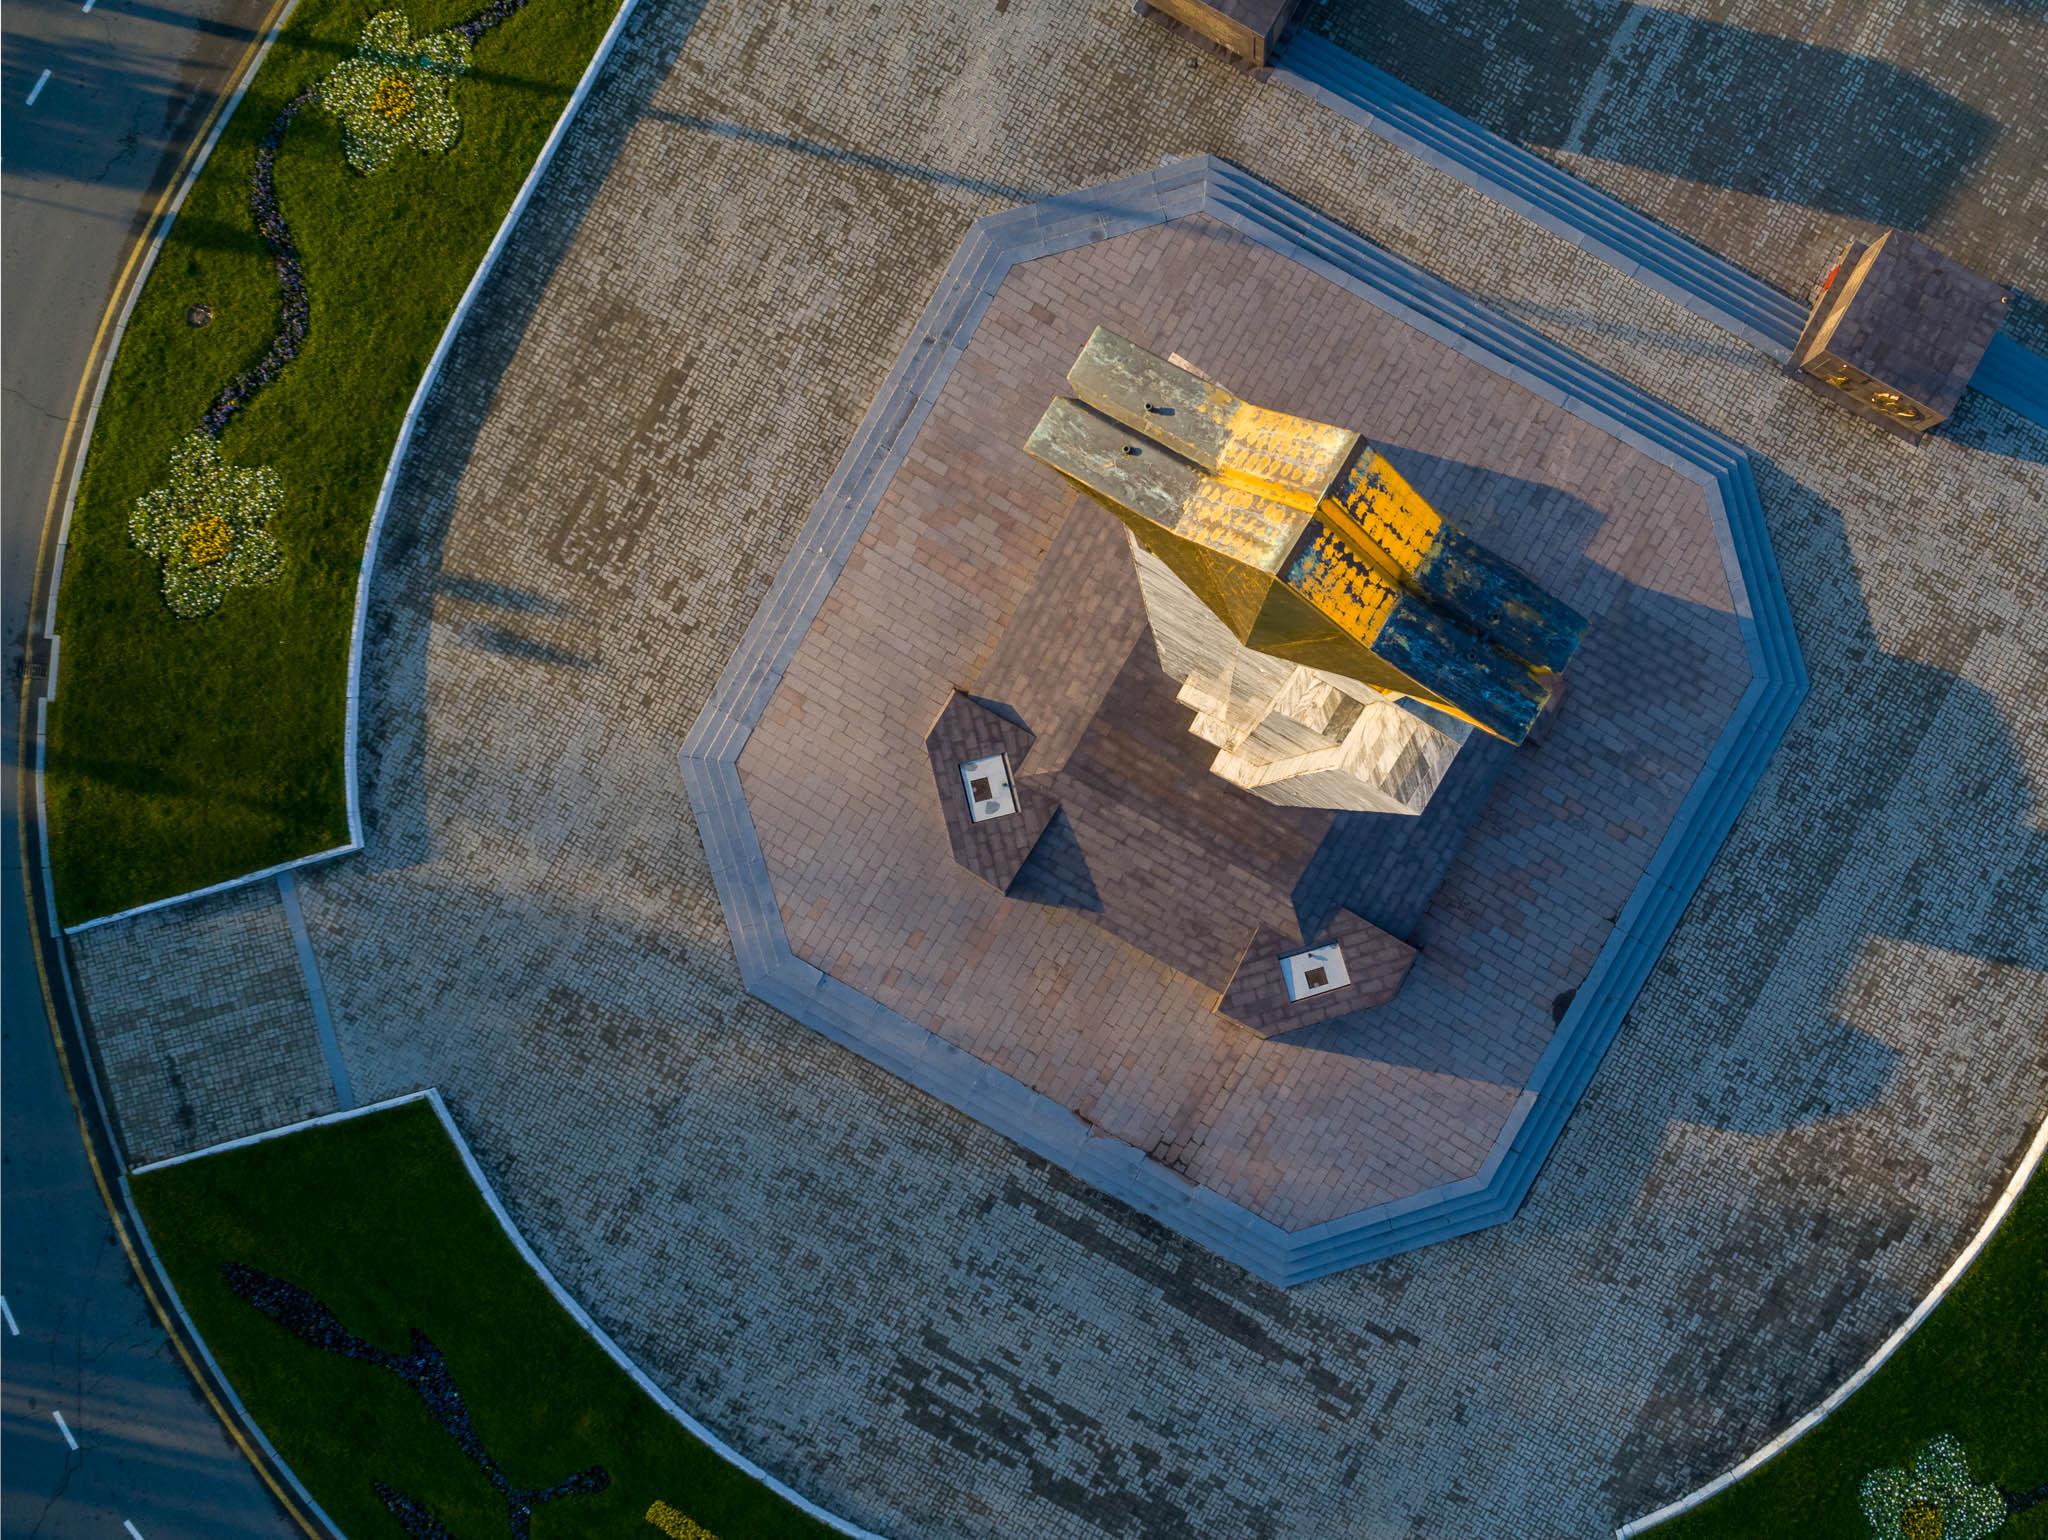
1648;1169;2046;1538
45;0;618;923
132;1099;846;1539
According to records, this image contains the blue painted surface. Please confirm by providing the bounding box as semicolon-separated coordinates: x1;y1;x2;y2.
1972;333;2048;428
679;158;1807;1287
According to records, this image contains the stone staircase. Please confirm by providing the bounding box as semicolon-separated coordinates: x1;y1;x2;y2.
1273;31;2048;433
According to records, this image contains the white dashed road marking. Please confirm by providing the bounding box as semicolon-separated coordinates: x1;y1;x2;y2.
125;1522;147;1540
51;1409;78;1450
0;1295;18;1335
25;68;52;106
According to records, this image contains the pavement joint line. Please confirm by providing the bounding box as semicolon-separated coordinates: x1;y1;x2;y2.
276;871;355;1111
25;68;51;106
51;1408;77;1451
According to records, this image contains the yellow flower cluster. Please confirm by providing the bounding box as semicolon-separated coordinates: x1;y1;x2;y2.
1899;1503;1942;1540
643;1499;718;1540
320;11;470;174
371;73;417;122
179;513;234;565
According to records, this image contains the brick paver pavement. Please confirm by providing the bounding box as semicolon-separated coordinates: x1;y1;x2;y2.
63;0;2048;1535
737;213;1749;1231
70;882;336;1164
1305;0;2048;351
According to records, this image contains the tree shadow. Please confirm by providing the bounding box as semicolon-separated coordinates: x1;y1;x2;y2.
352;0;708;863
639;112;1052;203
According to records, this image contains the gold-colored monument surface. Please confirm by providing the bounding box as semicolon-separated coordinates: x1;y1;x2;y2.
1026;328;1587;749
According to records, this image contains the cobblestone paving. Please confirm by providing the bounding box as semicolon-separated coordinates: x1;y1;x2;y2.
67;0;2048;1535
70;881;335;1165
1304;0;2048;351
738;213;1748;1230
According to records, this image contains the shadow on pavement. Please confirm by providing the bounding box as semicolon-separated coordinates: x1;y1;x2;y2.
1307;0;1998;233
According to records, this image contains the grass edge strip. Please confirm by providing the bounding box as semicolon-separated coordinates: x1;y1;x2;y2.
131;1088;888;1540
1614;1107;2048;1536
51;0;643;932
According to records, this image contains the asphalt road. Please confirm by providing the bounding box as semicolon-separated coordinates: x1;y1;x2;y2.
4;0;302;1532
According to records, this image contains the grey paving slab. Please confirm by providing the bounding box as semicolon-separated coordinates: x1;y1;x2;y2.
68;881;336;1166
63;0;2048;1535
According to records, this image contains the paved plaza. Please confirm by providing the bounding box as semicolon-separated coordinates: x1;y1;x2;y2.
1305;0;2048;352
727;209;1750;1236
64;0;2047;1535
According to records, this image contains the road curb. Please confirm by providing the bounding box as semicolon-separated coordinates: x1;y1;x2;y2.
12;0;337;1525
134;1089;892;1540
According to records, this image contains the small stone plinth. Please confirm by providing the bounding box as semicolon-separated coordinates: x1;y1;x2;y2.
925;692;1057;893
1140;0;1299;67
1217;910;1416;1038
1790;230;2010;437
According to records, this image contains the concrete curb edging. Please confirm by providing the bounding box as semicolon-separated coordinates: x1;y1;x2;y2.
50;0;645;934
1271;31;2048;431
119;1199;343;1538
337;0;646;850
133;1090;888;1540
678;155;1807;1287
1615;1108;2048;1534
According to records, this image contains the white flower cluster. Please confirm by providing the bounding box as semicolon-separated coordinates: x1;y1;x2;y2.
1860;1434;2008;1540
129;433;286;618
321;10;471;174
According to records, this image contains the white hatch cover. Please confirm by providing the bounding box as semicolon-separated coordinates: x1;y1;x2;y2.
1280;944;1350;1002
959;754;1018;822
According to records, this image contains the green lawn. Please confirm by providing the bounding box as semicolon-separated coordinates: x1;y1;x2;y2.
47;0;617;923
1653;1165;2047;1538
133;1098;844;1539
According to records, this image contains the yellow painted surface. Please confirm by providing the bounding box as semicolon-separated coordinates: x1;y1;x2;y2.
1029;329;1581;743
1175;478;1309;569
1216;400;1357;508
1287;526;1399;646
1320;451;1444;584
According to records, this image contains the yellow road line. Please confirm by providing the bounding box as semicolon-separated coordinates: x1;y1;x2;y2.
14;0;326;1531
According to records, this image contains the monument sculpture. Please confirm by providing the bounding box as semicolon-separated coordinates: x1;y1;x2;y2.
686;162;1802;1275
918;328;1589;1038
1024;328;1585;816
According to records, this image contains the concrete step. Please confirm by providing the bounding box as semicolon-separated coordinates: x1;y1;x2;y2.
1274;33;1808;354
